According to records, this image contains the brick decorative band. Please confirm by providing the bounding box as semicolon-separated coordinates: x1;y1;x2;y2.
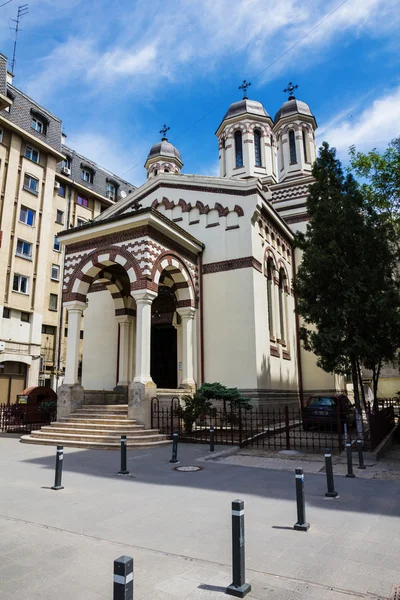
270;345;280;357
284;213;310;224
203;256;262;274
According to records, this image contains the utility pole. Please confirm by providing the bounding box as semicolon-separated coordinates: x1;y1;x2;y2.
10;4;28;75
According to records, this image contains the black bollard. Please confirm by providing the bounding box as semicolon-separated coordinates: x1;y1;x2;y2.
51;445;64;490
226;500;251;598
294;468;310;531
324;448;338;498
356;439;366;469
113;555;133;600
210;427;215;452
345;441;356;478
170;432;179;463
118;435;129;475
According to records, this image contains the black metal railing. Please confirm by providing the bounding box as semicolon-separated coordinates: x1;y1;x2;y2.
0;404;56;434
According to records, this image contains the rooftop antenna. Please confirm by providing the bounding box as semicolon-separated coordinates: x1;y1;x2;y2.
10;4;28;75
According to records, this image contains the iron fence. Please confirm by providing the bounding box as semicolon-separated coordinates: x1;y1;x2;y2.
0;403;56;434
368;405;395;450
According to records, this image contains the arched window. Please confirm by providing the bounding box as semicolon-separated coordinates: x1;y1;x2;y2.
235;130;243;168
279;134;284;170
270;135;276;175
278;268;287;342
254;129;262;167
267;259;274;338
289;129;297;164
302;128;310;163
154;169;158;176
164;168;170;173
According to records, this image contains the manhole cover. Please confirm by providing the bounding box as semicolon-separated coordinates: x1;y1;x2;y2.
390;584;400;600
174;465;203;472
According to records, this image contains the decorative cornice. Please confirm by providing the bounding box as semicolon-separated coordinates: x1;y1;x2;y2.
203;256;262;275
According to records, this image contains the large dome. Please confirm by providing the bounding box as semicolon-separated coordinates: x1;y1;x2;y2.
222;98;270;121
146;138;182;164
274;98;315;124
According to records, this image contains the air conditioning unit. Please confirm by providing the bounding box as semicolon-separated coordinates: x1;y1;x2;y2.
54;181;60;189
0;341;5;352
62;167;71;176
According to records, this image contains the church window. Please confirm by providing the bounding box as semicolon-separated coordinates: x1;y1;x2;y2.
270;135;276;175
302;128;310;163
289;130;297;164
279;135;284;169
267;260;274;338
164;168;169;173
279;268;287;342
254;129;262;167
154;169;158;176
235;130;243;168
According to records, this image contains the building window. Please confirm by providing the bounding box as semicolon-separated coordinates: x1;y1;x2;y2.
3;308;10;318
267;260;274;338
56;209;64;225
31;117;44;134
16;239;32;259
80;330;84;340
58;183;66;197
77;194;89;208
81;169;93;184
279;135;284;170
0;129;3;143
42;324;56;335
20;311;30;323
19;206;35;226
49;293;58;311
13;274;29;294
25;145;40;163
51;264;60;281
278;268;287;342
106;182;116;199
235;130;243;168
23;174;39;194
62;156;71;170
77;217;86;227
270;135;276;175
54;236;60;251
302;128;310;163
289;129;297;164
254;129;262;167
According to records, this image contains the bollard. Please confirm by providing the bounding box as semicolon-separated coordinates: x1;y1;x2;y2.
356;439;366;469
210;427;215;452
345;441;355;478
324;448;338;498
226;500;251;598
294;468;310;531
51;445;64;490
113;555;133;600
170;432;179;463
118;435;129;475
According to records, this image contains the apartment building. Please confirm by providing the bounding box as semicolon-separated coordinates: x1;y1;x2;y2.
0;53;134;402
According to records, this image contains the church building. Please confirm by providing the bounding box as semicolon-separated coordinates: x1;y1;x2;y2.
54;84;343;428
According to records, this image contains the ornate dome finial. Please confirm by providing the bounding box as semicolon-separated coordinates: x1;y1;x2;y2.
238;79;252;100
283;81;298;101
159;124;170;141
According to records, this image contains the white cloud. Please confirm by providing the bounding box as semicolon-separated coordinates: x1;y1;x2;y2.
317;87;400;156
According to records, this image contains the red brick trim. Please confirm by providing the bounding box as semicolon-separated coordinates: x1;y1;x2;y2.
115;308;136;317
177;299;192;308
284;213;310;224
270;345;280;357
206;222;220;228
226;225;239;231
282;349;291;360
203;256;262;274
189;220;200;225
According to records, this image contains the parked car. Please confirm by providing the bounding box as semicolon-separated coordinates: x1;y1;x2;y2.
302;394;355;432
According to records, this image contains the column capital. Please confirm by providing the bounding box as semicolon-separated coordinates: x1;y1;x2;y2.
177;306;196;320
63;300;87;312
116;314;134;325
131;289;157;305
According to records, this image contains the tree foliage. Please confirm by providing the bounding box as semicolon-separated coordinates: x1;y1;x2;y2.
295;142;400;410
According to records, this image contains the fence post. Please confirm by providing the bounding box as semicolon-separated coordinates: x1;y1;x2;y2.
113;555;133;600
345;441;355;478
210;427;215;452
324;448;338;498
51;446;64;490
170;432;179;463
226;499;251;598
356;439;366;469
118;435;129;475
294;468;310;532
238;405;243;447
284;405;290;450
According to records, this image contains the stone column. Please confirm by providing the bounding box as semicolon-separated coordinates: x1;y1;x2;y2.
177;307;196;388
128;290;157;426
57;301;86;419
116;315;132;387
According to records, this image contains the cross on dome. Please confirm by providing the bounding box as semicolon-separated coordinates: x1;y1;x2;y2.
283;82;299;100
159;124;170;140
238;79;251;99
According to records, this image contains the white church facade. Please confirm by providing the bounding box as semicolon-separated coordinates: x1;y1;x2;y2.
56;87;343;427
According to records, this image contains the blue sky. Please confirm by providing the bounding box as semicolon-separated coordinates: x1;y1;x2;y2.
0;0;399;187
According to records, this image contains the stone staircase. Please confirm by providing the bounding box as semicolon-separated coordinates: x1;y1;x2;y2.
20;405;172;450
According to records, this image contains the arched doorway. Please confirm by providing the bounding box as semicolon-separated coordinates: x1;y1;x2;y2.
151;281;178;389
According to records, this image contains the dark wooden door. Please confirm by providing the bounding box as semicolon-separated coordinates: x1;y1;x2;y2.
151;325;177;389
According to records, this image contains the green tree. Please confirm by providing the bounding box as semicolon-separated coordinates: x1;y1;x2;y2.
295;142;400;411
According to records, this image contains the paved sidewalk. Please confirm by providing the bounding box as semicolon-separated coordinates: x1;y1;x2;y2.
1;435;400;599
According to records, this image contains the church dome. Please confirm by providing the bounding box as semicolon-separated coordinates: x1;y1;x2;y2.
147;138;182;164
222;98;270;121
274;98;315;124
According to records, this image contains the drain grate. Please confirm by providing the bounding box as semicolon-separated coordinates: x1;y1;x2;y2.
390;585;400;600
174;465;203;472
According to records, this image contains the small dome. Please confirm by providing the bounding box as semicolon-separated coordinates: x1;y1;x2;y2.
274;98;315;124
223;98;270;121
147;138;182;164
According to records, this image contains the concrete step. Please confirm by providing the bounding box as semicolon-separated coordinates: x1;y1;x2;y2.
40;426;161;437
78;405;128;412
47;421;142;431
20;436;172;450
28;430;168;443
60;418;132;425
66;413;129;420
